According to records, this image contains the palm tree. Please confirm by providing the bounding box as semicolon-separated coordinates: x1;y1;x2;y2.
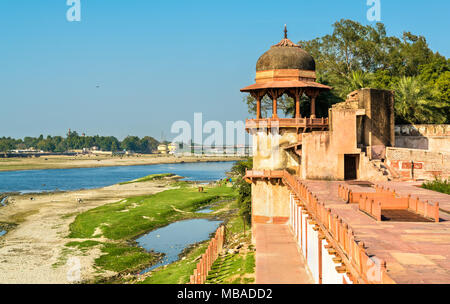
331;70;371;99
394;76;446;124
345;71;371;93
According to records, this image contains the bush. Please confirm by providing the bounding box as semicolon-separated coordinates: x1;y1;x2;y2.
422;178;450;195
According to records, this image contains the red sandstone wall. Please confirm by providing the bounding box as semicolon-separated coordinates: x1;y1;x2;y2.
386;147;450;180
301;108;384;181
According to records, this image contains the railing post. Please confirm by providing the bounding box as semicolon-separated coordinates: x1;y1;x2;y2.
376;202;382;221
435;202;440;223
358;242;365;275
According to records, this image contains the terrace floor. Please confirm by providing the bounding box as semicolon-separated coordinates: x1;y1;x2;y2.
303;180;450;284
255;224;313;284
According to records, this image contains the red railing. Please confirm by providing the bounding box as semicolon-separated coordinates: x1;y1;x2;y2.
338;184;440;222
245;117;329;130
188;225;226;284
359;196;382;221
375;185;440;223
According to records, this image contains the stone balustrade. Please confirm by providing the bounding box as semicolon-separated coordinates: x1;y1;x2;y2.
245;117;329;130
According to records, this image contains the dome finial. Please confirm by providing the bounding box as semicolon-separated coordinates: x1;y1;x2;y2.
272;25;300;48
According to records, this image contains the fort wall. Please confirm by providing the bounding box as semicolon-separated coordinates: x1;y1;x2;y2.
301;108;385;181
251;180;291;225
251;129;300;173
395;124;450;153
386;147;450;180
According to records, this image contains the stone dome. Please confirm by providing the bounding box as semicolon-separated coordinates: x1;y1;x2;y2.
256;33;316;72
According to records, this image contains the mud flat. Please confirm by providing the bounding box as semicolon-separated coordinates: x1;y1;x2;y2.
0;178;174;284
0;155;244;172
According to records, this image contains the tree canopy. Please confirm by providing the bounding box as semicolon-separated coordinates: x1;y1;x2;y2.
0;132;160;154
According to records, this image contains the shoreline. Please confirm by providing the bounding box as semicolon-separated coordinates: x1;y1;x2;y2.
0;155;244;173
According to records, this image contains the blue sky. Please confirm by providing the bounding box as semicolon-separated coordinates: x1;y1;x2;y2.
0;0;449;141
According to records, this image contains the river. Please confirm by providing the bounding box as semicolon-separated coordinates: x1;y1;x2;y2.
0;161;235;193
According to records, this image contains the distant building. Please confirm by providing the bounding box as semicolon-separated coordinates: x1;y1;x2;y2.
168;143;177;154
10;148;43;154
157;144;168;154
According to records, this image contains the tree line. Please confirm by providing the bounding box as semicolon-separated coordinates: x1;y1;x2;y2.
0;131;161;153
244;19;450;124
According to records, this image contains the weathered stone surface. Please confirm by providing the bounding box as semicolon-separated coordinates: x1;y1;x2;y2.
256;44;315;72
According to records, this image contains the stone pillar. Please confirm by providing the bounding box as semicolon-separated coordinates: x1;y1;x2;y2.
295;91;301;118
257;96;262;119
310;95;317;118
306;89;319;119
272;97;278;118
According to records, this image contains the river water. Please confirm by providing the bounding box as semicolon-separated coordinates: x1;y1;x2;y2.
0;161;235;193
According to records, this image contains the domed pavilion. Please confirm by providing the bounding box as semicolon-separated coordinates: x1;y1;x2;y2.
241;26;331;126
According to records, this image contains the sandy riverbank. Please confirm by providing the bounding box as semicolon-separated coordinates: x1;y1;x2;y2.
0;179;175;284
0;155;244;172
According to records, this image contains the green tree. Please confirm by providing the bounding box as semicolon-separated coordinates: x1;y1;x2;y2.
110;140;119;152
231;158;253;225
121;136;140;152
0;138;15;153
434;71;450;103
394;77;446;124
139;136;160;154
419;55;450;85
433;71;450;122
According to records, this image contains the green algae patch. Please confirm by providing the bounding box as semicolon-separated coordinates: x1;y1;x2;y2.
119;173;175;185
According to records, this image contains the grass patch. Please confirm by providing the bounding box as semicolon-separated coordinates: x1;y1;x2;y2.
203;201;255;284
68;185;237;240
423;179;450;195
119;173;175;185
52;247;76;269
95;243;156;273
206;248;255;284
66;240;102;251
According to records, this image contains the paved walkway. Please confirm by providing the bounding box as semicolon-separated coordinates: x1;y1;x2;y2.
255;224;313;284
